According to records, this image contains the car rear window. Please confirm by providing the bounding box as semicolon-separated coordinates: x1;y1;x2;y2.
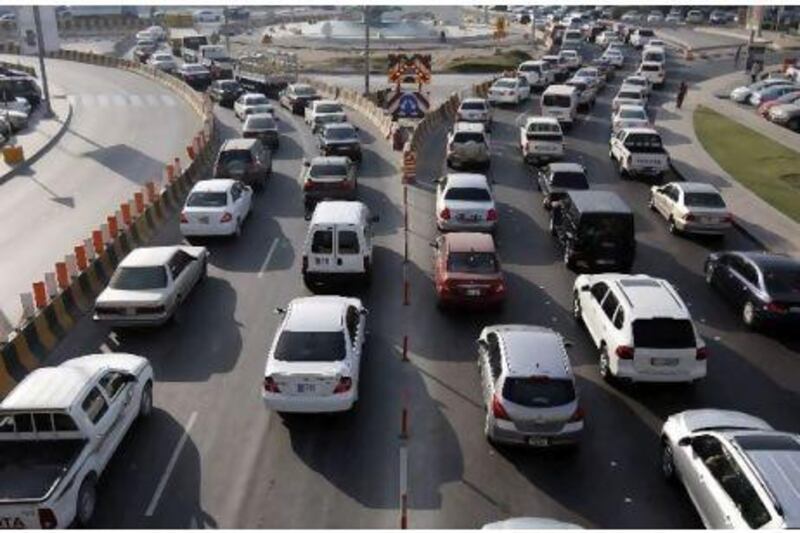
762;264;800;295
579;214;633;242
317;103;343;114
518;64;541;73
219;149;253;165
447;252;498;274
187;192;228;207
641;64;661;72
624;133;663;151
684;192;725;208
338;231;360;254
543;94;572;107
461;101;487;110
311;230;333;254
644;52;664;63
452;132;485;144
551;171;589;189
325;127;357;140
632;319;696;349
274;331;346;362
245;116;276;129
309;163;348;178
618;90;642;100
494;80;516;89
294;86;316;97
110;266;168;290
503;377;576;408
619;108;647;120
445;187;491;201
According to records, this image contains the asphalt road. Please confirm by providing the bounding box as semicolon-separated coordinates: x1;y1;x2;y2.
37;42;800;529
0;57;201;332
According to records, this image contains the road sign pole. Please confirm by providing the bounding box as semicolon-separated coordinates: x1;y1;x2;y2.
32;6;53;119
364;6;370;97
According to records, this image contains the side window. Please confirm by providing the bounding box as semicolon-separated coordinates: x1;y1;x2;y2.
338;230;360;255
345;306;360;344
590;282;609;304
99;371;127;400
33;413;54;432
740;262;759;286
601;291;620;320
169;250;194;279
486;333;503;380
53;414;78;431
613;306;625;329
728;256;746;279
669;187;681;202
311;230;333;254
230;184;241;202
81;386;109;424
719;461;772;528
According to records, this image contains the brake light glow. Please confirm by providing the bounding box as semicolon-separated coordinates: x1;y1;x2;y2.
333;377;353;394
440;207;451;220
766;302;789;314
491;394;510;420
616;345;634;359
568;405;585;422
220;212;233;223
263;376;280;393
696;346;710;360
486;208;498;222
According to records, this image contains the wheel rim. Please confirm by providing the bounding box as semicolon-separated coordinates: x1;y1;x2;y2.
743;302;754;325
79;484;95;523
572;294;581;320
662;444;675;478
705;265;714;284
599;348;609;378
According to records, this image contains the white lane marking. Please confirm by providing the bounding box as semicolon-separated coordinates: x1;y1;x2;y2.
160;94;177;107
112;94;127;106
257;238;279;279
145;94;160;107
96;94;110;107
145;411;198;517
128;94;143;107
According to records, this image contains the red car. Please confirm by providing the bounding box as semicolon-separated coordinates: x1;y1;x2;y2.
433;232;505;309
758;90;800;117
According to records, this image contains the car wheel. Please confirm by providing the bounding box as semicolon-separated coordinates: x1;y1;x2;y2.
572;291;582;322
599;345;613;382
742;301;757;328
75;477;97;527
138;381;153;418
788;118;800;132
704;263;715;285
668;217;680;235
563;243;575;269
661;440;677;481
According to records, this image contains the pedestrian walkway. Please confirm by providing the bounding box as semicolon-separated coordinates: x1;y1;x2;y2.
656;70;800;256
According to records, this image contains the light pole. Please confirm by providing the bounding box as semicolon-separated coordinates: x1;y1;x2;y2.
32;6;52;118
363;6;370;97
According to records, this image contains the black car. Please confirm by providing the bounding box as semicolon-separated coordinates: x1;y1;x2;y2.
177;64;212;91
0;75;41;108
537;162;589;208
318;122;361;162
704;251;800;329
208;79;242;107
279;83;320;115
550;190;635;271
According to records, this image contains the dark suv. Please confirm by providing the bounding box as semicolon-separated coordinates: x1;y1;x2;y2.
208;79;243;107
213;138;272;191
549;190;635;271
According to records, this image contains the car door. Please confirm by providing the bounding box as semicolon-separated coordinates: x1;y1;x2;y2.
727;256;755;307
95;371;138;467
583;281;610;344
167;251;194;302
79;384;121;470
336;226;363;272
309;225;336;273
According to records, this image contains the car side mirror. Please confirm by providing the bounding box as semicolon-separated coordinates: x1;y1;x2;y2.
476;339;488;350
274;307;286;315
580;285;591;292
678;436;692;447
564;339;574;348
360;308;369;316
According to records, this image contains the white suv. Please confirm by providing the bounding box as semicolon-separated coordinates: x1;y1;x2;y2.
456;98;493;131
446;122;491;171
572;274;707;383
478;325;583;447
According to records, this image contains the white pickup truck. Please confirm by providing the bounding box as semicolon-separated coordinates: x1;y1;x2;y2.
0;354;153;528
304;99;347;133
519;116;565;165
609;127;670;179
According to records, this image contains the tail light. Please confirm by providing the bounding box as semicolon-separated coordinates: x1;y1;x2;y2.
333;377;352;394
491;394;510;421
696;346;710;360
263;376;280;393
38;508;57;529
568;404;585;422
486;208;498;221
439;207;451;220
180;212;188;224
303;181;314;191
301;255;308;274
492;281;505;293
616;345;634;359
722;213;734;224
766;302;789;314
220;212;233;223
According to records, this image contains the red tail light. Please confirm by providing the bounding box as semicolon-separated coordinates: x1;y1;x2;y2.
696;346;710;360
302;255;308;273
263;376;280;393
722;213;734;224
492;281;505;293
180;212;188;224
220;212;233;223
486;208;498;222
333;377;352;394
440;207;451;220
38;508;57;529
303;181;314;191
491;394;510;420
568;405;585;422
616;345;634;359
766;302;789;314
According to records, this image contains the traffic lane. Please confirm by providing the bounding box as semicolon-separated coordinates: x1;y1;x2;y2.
0;57;200;328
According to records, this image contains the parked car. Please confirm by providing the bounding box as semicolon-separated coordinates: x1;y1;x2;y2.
609;127;669;180
488;77;531;105
446;121;491;171
147;52;177;72
612;85;647;111
649;182;732;236
317;122;361;162
432;232;505;309
213;138;272;190
180;179;252;238
436;173;497;233
519;116;565;165
301;156;357;208
749;84;800;107
768;102;800;131
661;409;800;528
94;246;208;326
0;92;31;115
243;113;279;150
278;83;320;115
704;251;800;329
537;162;589;208
729;77;793;103
0;353;154;528
176;63;212;91
208;79;243;107
305;99;347;133
262;296;366;413
478;325;583;446
758;90;800;117
457;97;493;130
611;104;650;134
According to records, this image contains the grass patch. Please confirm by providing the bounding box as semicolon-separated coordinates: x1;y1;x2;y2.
693;105;800;223
444;49;532;73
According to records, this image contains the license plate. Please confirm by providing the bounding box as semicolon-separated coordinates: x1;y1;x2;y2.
465;288;482;296
198;216;209;224
457;214;479;222
538;145;555;152
527;436;549;447
652;357;679;367
297;383;316;394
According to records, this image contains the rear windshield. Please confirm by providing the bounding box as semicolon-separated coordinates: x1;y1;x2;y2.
641;64;661;72
245;116;276;129
575;69;596;78
447;252;498;274
219;149;253;165
452;132;485;144
618;90;642;100
625;78;647;86
638;29;654;37
565;31;582;39
274;331;346;362
309;163;348;178
551;171;589;189
762;264;800;295
644;52;664;63
543;94;572;107
246;105;273;115
528;122;561;135
566;81;586;91
293;86;316;97
518;64;541;73
445;187;491;201
633;319;696;349
684;192;725;208
503;377;576;408
579;214;633;242
624;133;662;151
218;80;239;91
619;108;647;120
187;192;227;207
311;230;333;254
110;266;167;290
325;127;357;140
317;103;343;113
245;95;268;105
494;80;516;89
461;101;487;110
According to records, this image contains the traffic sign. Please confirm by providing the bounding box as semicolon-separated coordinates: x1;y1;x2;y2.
388;54;432;85
387;90;429;119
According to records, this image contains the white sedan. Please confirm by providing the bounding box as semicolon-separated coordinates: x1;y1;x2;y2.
612;86;647;111
241;103;276;120
612;104;650;134
148;52;177;72
729;77;792;103
94;246;208;327
488;77;531;105
180;179;252;238
263;296;366;413
234;92;270;120
436;172;497;233
602;49;625;68
622;74;652;97
649;181;732;236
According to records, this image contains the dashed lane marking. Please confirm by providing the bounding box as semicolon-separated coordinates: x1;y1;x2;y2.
145;411;198;517
257;238;279;279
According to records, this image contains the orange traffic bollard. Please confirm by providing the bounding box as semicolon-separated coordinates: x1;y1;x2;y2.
92;230;104;254
75;245;88;270
107;215;118;237
55;262;69;289
121;203;132;226
146;182;158;203
33;281;47;309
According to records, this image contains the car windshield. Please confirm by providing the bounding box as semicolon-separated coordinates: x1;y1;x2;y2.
447;251;498;274
452;132;485;144
461;101;487;110
641;64;660;72
187;191;227;207
245;116;276;129
518;64;541;73
494;80;516;89
684;192;725;208
110;266;167;290
294;86;315;97
618;91;641;100
503;377;576;408
619;108;647;120
274;331;346;362
543;94;572;107
632;319;696;349
762;264;800;294
445;187;491;201
325;127;356;140
551;171;589;189
246;95;268;105
316;103;343;113
309;163;348;178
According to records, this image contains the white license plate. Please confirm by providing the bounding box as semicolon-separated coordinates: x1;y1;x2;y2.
527;436;549;447
538;145;555;152
198;216;209;224
652;357;679;367
465;289;482;296
297;383;316;393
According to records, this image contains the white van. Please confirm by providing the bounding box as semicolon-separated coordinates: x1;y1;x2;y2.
562;29;584;48
302;201;378;288
642;46;666;67
541;84;578;127
638;61;666;88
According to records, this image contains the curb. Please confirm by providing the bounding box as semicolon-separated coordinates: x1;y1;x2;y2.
0;98;74;187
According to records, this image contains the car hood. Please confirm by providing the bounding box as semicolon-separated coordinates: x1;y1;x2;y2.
97;288;169;306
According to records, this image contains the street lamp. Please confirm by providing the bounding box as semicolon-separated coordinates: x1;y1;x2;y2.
32;6;52;118
363;5;370;97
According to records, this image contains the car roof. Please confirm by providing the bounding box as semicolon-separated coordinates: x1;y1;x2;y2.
607;274;689;318
616;104;647;113
311;201;367;225
444;232;496;253
493;325;572;378
190;179;236;193
567;190;631;214
544;84;577;95
453;121;486;133
460;97;488;105
284;296;355;332
493;77;519;84
673;181;720;194
446;172;490;188
310;155;350;165
221;138;258;150
548;162;585;173
324;122;356;131
119;246;179;267
737;251;800;269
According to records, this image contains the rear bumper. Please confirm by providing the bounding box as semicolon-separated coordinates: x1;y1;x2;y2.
303;270;369;286
93;309;172;327
181;220;237;236
613;360;706;383
262;391;355;413
437;289;505;308
488;419;584;446
676;220;731;235
437;219;496;233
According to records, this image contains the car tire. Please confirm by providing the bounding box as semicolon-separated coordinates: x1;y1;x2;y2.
661;440;677;481
75;476;97;527
572;291;583;322
599;344;614;382
139;381;153;418
668;217;680;235
742;301;758;328
704;263;715;285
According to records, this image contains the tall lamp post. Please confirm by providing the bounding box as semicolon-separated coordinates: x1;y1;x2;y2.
363;6;370;97
32;6;52;118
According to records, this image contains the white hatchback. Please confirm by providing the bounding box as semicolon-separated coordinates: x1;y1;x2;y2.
180;179;252;238
263;296;367;413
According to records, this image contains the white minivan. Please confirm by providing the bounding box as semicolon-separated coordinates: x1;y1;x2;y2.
638;61;666;88
541;85;578;128
301;201;378;288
